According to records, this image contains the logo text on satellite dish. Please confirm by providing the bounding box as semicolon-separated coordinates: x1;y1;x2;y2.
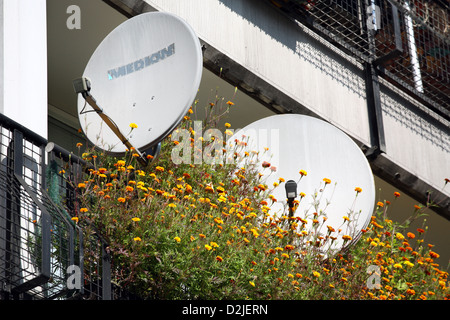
107;43;175;80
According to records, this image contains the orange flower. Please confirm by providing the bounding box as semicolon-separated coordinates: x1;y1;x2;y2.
394;191;401;198
118;197;126;203
216;256;223;262
354;187;362;193
80;208;88;213
407;232;415;239
226;101;234;106
377;202;384;207
323;178;331;184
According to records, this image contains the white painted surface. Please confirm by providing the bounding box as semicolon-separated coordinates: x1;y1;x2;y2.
79;12;202;154
0;0;48;138
229;114;375;252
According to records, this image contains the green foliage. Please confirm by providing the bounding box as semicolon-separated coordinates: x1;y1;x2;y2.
68;99;449;300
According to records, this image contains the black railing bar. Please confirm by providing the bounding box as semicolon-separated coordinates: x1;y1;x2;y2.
45;142;94;171
10;174;51;295
0;113;47;148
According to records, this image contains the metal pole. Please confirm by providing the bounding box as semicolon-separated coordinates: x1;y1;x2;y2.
404;0;424;93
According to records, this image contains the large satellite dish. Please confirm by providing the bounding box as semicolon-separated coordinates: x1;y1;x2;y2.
229;114;375;253
75;12;203;160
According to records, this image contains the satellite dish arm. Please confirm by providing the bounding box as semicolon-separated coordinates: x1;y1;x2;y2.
73;77;148;167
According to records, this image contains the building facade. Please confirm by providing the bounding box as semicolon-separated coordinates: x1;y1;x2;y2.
0;0;449;299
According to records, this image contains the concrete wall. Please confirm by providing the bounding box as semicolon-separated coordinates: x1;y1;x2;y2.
104;0;450;218
0;0;48;139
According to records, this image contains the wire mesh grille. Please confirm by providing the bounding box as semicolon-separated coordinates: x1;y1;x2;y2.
0;116;114;300
269;0;450;118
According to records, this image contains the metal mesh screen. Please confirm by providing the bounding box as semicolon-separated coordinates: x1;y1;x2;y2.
0;115;113;300
269;0;449;119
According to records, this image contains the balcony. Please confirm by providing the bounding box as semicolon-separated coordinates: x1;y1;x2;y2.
267;0;449;120
0;113;125;300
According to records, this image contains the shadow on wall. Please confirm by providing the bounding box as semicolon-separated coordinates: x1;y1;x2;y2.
217;0;367;99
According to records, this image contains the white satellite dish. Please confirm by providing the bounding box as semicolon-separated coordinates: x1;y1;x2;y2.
75;12;203;161
228;114;375;253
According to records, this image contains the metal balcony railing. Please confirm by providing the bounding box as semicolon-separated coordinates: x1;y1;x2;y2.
268;0;449;120
0;113;114;300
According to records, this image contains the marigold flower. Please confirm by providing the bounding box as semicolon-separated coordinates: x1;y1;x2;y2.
407;232;415;239
126;186;134;192
393;191;401;198
377;202;384;207
132;217;140;222
133;237;141;242
216;256;223;262
117;197;126;203
205;244;212;251
199;233;206;238
417;228;425;234
313;271;320;278
78;183;86;188
249;281;255;287
174;236;181;243
76;142;83;148
224;122;231;128
262;161;271;168
323;178;331;184
354;187;362;193
80;208;88;213
129;123;138;129
71;217;79;223
395;233;404;240
226;100;234;106
155;166;164;172
342;235;352;241
299;170;307;176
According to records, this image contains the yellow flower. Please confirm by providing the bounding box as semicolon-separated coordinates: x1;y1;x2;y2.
226;100;235;106
210;242;219;248
218;195;227;203
80;207;88;213
323;178;331;184
168;203;177;208
224;123;231;128
313;271;320;278
395;233;404;240
394;263;402;269
299;170;307;176
133;237;141;242
116;160;126;167
78;183;86;188
174;236;181;243
155;166;164;172
71;217;79;223
131;217;140;222
129;123;138;129
205;244;212;251
249;281;255;287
